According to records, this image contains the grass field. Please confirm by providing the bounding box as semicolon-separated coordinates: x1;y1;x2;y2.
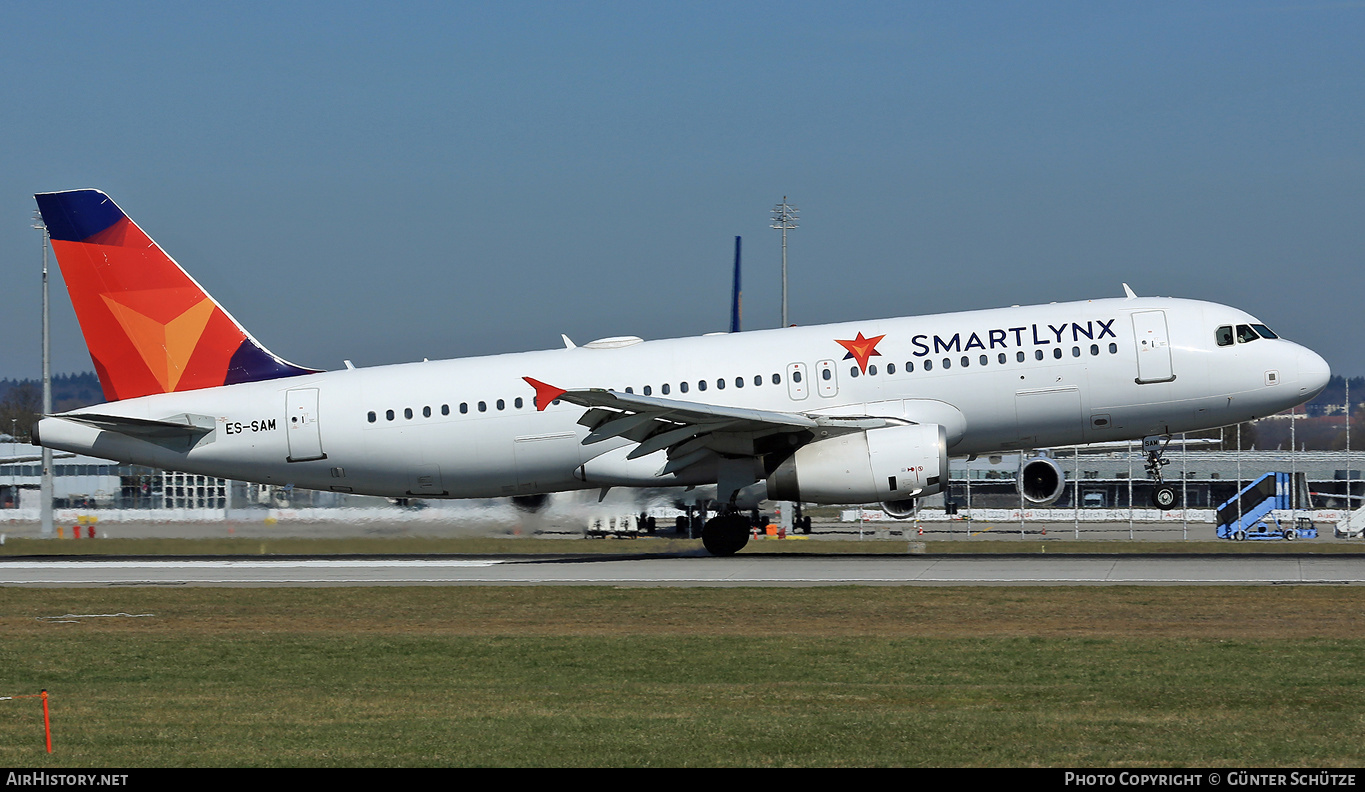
1;586;1363;767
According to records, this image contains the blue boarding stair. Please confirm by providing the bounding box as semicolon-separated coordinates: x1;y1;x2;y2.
1215;472;1318;541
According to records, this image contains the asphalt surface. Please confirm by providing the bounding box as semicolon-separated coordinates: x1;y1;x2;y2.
3;552;1363;587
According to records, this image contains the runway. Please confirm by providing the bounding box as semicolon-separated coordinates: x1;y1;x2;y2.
3;553;1365;587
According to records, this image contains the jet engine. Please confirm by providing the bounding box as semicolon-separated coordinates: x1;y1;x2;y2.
1017;455;1066;506
511;494;551;512
880;498;917;519
766;424;947;504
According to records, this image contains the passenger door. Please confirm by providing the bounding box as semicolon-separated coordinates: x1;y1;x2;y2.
285;388;326;462
1132;310;1175;383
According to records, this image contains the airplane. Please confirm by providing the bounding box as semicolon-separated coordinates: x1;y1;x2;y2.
31;189;1332;555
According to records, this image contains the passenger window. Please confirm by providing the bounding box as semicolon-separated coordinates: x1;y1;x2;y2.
643;386;652;396
735;377;743;388
1035;349;1044;360
367;411;376;423
386;409;395;421
514;397;523;409
942;358;951;369
772;373;781;385
1216;326;1234;347
868;364;877;376
460;403;468;414
423;406;431;418
716;378;725;390
478;401;487;412
754;375;762;386
980;355;988;366
997;353;1006;364
1072;347;1080;357
960;356;968;368
699;380;708;391
497;399;505;410
1090;344;1099;356
404;408;413;419
662;384;670;395
625;387;634;394
1016;352;1025;362
887;363;896;375
1109;343;1118;354
441;404;450;416
924;359;933;371
1053;348;1062;359
850;366;860;378
681;382;689;393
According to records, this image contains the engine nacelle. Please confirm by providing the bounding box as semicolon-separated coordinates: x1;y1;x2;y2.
881;498;917;519
1018;455;1066;506
511;494;551;513
766;424;948;504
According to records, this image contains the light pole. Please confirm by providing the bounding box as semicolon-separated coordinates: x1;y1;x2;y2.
770;197;798;327
31;211;52;538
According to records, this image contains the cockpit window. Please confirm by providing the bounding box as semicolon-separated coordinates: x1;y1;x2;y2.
1236;324;1259;343
1216;326;1234;347
1251;324;1278;339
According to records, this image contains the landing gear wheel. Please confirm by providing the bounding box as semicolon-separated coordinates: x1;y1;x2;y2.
1151;486;1179;509
701;514;751;556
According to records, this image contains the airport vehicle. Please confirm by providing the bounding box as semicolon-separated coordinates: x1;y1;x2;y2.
1336;503;1365;539
1216;472;1318;541
585;514;649;539
31;189;1331;555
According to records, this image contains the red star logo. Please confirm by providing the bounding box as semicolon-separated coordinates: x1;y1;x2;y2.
835;332;885;374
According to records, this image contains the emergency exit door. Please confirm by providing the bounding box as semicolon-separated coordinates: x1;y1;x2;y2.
285;388;326;462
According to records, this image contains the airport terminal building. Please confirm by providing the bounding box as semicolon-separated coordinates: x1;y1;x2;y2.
2;449;1361;519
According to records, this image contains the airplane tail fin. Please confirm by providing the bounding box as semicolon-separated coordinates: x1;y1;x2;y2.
34;189;319;402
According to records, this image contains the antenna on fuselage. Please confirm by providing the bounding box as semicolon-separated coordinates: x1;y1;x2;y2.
1122;283;1138;299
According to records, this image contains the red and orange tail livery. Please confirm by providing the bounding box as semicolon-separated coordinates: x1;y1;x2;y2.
35;189;318;402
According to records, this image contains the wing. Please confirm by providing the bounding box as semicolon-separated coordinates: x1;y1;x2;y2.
0;452;76;464
524;377;902;478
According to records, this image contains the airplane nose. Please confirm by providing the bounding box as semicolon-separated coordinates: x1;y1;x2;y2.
1297;347;1331;400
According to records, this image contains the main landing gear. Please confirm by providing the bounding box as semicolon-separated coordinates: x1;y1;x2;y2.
1143;435;1180;508
701;512;751;556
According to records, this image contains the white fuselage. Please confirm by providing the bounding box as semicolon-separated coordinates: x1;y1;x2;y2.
37;296;1330;501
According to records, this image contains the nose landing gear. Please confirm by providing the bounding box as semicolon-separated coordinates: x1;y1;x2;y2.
1144;435;1180;508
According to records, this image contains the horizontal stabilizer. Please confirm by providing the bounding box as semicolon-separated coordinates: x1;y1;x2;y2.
58;412;216;440
0;452;75;465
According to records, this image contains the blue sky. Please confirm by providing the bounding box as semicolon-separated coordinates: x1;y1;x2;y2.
1;1;1362;379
